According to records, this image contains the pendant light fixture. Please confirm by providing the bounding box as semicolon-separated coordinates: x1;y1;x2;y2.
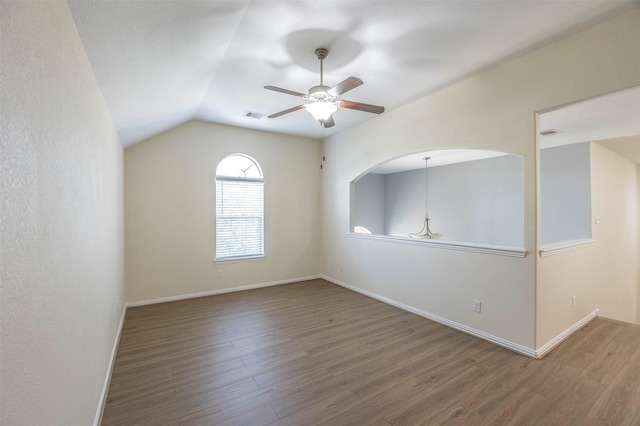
409;157;441;239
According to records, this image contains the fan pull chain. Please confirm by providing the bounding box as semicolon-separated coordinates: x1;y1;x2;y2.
320;125;325;170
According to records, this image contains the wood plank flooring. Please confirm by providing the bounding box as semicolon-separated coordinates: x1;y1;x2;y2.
101;279;640;425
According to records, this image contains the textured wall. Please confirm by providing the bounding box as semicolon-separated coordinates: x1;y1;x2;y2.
124;120;321;303
0;2;124;425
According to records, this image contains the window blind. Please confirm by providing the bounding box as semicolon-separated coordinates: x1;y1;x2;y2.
215;179;264;260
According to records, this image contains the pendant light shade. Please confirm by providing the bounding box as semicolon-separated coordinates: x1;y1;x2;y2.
305;101;337;123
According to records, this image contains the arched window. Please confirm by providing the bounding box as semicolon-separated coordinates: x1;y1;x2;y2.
215;154;264;260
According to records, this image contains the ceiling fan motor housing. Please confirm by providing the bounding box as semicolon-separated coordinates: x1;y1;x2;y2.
309;85;332;100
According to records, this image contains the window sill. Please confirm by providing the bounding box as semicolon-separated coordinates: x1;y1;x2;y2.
349;233;527;258
214;255;266;264
539;238;595;257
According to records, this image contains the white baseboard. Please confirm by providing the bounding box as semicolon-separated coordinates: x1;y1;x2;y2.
535;309;598;358
320;275;539;358
322;275;598;359
94;306;126;426
125;275;322;308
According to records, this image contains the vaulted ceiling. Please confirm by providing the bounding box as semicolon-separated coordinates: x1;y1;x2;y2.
68;1;638;148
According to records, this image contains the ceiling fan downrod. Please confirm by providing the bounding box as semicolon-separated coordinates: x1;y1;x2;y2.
315;47;328;87
309;48;331;98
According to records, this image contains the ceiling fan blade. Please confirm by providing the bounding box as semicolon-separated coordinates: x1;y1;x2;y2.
323;116;335;128
268;104;306;118
328;77;363;97
264;86;308;98
339;100;385;114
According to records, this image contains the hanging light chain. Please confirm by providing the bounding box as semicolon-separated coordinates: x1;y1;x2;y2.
320;125;325;170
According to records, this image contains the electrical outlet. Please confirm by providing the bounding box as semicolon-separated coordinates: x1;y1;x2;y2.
472;300;482;313
572;295;576;307
216;270;223;278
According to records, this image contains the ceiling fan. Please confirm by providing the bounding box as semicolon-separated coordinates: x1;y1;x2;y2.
264;47;385;128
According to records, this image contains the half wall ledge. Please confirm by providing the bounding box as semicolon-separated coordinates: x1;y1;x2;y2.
349;233;527;258
539;238;595;257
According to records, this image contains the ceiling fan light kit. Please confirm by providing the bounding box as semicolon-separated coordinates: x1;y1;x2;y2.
305;101;337;124
265;47;385;128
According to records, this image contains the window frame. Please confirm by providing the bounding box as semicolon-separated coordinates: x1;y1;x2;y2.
215;154;265;262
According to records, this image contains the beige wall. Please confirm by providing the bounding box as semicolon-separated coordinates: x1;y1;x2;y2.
0;2;125;425
124;120;321;302
322;10;640;351
591;144;638;322
537;143;638;345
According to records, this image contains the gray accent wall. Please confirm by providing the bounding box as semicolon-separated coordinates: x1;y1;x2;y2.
540;142;592;245
352;173;385;235
431;155;523;246
353;154;524;247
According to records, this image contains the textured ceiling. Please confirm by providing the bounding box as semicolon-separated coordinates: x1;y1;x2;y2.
68;1;638;148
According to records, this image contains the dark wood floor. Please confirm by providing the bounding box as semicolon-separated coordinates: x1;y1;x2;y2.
102;279;640;425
